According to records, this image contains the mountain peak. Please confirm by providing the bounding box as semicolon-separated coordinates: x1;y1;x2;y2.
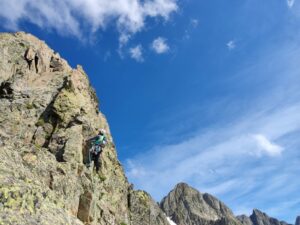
174;182;191;189
241;209;293;225
160;183;240;225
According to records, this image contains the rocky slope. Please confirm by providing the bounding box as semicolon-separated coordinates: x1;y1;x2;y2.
237;209;292;225
160;183;242;225
0;32;170;225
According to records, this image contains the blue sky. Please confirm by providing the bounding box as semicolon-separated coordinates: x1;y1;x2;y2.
0;0;299;223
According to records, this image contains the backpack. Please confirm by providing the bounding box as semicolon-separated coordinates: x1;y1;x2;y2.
91;135;106;154
93;135;106;145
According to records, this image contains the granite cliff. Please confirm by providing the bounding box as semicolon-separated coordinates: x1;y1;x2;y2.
0;32;169;225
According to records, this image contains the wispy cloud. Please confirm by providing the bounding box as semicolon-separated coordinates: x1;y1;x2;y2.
124;35;300;222
287;0;295;8
125;100;300;193
182;18;199;40
152;37;170;54
0;0;178;40
253;134;284;157
129;44;144;62
227;40;236;50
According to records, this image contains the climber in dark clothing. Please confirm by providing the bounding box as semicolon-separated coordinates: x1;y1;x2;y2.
86;129;107;172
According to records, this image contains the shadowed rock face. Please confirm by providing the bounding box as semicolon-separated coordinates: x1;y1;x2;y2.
250;209;291;225
0;32;169;225
296;217;300;225
160;183;242;225
237;209;292;225
237;215;253;225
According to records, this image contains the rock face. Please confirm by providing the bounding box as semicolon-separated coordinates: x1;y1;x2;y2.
296;217;300;225
0;32;169;225
237;209;292;225
160;183;242;225
129;190;170;225
236;215;254;225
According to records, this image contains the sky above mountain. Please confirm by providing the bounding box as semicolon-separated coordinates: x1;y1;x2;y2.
0;0;299;223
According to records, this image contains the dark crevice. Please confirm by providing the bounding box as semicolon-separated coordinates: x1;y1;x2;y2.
49;171;54;190
66;115;83;129
127;193;131;210
24;48;33;70
24;48;40;73
127;184;134;209
0;82;13;99
55;141;67;162
31;76;69;162
34;53;39;73
41;111;60;148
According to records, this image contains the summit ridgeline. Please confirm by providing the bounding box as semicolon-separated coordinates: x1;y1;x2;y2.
0;32;170;225
160;183;296;225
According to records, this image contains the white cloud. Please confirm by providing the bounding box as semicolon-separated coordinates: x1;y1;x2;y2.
182;18;199;40
125;102;300;216
227;40;236;50
0;0;178;40
253;134;284;157
152;37;170;54
287;0;295;8
130;44;144;62
119;33;131;47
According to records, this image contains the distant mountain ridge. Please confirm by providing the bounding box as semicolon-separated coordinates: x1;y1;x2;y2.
159;183;297;225
237;209;292;225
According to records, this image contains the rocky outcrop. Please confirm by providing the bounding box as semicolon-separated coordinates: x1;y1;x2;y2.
237;215;254;225
237;209;292;225
129;190;170;225
160;183;242;225
0;32;168;225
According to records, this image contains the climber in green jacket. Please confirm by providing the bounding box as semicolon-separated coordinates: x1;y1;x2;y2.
86;129;107;172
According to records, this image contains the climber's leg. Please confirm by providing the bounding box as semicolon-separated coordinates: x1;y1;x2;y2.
94;152;101;172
